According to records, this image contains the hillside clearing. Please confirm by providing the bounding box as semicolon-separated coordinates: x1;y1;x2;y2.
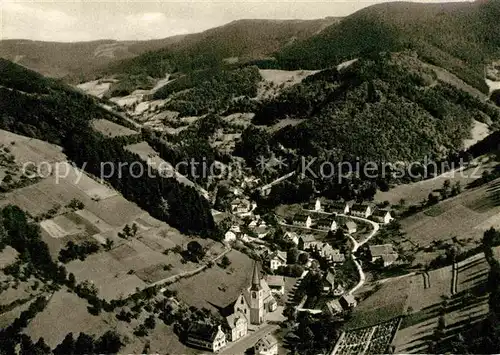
91;119;139;138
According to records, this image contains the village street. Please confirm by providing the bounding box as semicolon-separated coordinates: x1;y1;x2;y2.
220;323;280;355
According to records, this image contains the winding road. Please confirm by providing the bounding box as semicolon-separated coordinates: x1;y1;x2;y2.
339;214;380;295
300;208;381;295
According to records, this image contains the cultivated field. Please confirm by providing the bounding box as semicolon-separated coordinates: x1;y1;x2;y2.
91;119;139;138
0;130;223;301
398;177;500;265
337;249;493;354
393;253;490;353
76;80;113;98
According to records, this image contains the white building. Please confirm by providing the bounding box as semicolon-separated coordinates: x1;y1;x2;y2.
293;214;312;228
255;334;279;355
268;251;287;271
350;204;372;218
225;312;248;342
186;323;227;352
372;209;393;224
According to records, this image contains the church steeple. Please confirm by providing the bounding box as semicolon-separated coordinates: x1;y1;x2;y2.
251;261;262;291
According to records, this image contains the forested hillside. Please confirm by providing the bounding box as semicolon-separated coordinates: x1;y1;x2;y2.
276;0;500;92
0;59;215;236
249;53;500;162
103;18;339;78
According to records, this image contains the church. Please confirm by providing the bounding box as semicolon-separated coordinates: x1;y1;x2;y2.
224;262;278;342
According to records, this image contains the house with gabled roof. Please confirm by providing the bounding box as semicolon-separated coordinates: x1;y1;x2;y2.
298;234;317;250
343;220;357;234
369;244;399;266
350;203;373;218
339;294;357;310
324;201;350;214
293;214;312;228
230;198;252;214
266;275;285;295
371;209;393;224
224;311;247;342
323;270;336;293
186;323;227;352
284;231;299;245
268;251;287;271
315;217;337;231
255;333;279;355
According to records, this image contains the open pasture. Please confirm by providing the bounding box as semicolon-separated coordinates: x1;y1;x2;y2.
170;249;254;312
91;118;138;138
374;160;493;206
24;290;119;348
0;129;65;165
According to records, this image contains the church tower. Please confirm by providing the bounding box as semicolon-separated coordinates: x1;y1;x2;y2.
249;261;264;325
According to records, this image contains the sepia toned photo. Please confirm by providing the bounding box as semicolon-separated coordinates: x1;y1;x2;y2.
1;0;500;354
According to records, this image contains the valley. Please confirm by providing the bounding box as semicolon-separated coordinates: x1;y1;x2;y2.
1;1;500;354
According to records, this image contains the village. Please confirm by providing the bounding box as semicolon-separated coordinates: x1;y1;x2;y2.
182;169;397;355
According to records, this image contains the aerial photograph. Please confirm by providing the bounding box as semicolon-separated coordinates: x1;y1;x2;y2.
0;0;500;353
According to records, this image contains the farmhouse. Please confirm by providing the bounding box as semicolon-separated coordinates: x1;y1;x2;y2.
350;204;372;218
293;214;312;228
339;294;357;310
254;333;279;355
371;209;393;224
268;251;287;271
324;201;350;214
186;323;227;352
343;220;358;234
369;244;399;267
225;312;248;342
265;275;285;295
227;262;278;326
322;245;345;264
315;217;337;231
298;234;317;250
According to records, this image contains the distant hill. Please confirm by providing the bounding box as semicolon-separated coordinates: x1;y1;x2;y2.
0;18;339;82
0;36;187;82
276;0;500;93
104;18;340;77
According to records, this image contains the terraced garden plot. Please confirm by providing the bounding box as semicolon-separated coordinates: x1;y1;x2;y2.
334;319;401;355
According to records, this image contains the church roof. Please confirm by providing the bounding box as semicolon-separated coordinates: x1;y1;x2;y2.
251;261;262;291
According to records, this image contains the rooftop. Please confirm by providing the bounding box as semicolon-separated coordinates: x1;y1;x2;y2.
266;275;285;287
256;333;278;350
369;244;396;257
187;322;221;342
